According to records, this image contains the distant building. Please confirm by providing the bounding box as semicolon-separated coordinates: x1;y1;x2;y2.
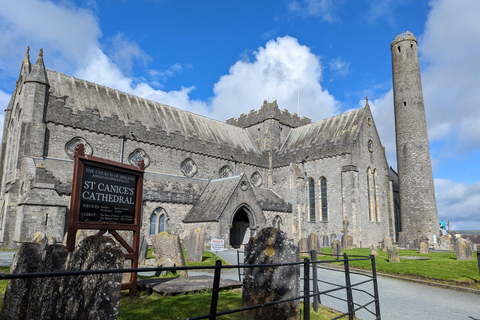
0;32;437;248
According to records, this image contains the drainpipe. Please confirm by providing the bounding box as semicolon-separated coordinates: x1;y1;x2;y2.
120;135;125;163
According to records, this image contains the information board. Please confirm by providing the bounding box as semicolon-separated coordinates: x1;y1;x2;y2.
211;239;225;252
79;165;137;224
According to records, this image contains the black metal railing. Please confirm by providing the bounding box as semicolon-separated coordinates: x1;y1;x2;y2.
0;251;381;320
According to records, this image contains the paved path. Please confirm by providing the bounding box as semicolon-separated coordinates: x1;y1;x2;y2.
214;249;480;320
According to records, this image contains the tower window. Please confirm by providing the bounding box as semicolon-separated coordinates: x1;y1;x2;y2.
397;46;401;52
403;101;407;106
411;44;413;49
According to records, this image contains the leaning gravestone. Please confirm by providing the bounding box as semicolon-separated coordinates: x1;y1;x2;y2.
397;232;407;248
455;238;474;260
186;229;206;262
138;235;149;265
307;233;321;252
387;245;400;263
370;244;378;257
152;231;188;277
382;236;392;251
342;235;353;250
331;239;342;258
298;237;308;253
243;227;299;320
0;243;43;320
419;242;429;254
59;236;124;320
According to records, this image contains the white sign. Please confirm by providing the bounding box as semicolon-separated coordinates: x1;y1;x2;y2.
211;239;225;252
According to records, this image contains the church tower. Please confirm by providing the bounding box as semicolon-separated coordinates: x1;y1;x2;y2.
391;31;438;244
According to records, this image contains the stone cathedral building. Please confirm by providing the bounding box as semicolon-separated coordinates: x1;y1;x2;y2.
0;32;438;249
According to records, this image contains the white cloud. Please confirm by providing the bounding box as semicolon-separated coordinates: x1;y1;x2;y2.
209;36;340;121
329;57;350;77
434;178;480;230
287;0;342;22
108;33;151;75
0;89;10;142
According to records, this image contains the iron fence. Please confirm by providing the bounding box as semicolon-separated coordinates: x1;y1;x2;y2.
0;252;380;320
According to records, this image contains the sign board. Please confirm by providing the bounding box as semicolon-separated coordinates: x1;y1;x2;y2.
211;239;225;252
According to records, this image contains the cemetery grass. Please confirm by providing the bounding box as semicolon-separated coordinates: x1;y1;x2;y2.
310;248;480;290
119;290;345;320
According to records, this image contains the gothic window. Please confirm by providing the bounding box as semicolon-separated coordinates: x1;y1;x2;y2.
150;212;157;235
273;215;282;229
250;171;263;187
65;137;93;159
180;158;197;177
373;169;380;222
150;207;167;235
219;165;233;178
128;148;150;168
159;213;165;233
308;178;316;222
367;167;374;221
320;177;328;221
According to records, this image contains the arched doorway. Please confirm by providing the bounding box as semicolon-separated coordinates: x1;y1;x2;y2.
230;207;251;249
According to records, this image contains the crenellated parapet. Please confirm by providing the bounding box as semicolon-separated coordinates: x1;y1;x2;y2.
227;100;311;129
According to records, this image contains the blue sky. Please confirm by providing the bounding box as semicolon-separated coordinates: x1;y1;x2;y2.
1;0;479;230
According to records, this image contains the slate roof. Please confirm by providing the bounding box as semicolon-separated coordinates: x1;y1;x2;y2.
252;188;292;212
183;175;243;222
46;70;259;154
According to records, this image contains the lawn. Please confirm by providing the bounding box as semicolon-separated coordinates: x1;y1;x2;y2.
307;248;480;289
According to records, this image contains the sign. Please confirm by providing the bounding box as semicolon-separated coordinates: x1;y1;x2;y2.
211;239;225;252
79;165;137;224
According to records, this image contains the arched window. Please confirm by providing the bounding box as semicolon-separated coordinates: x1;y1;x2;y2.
373;169;380;222
308;178;316;221
320;177;328;221
159;213;165;233
150;212;157;235
273;215;282;229
367;167;374;221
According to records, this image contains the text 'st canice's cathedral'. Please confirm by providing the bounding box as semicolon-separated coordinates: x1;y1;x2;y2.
0;32;438;249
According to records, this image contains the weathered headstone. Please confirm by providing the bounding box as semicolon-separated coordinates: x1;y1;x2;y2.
186;229;205;262
342;235;353;250
138;234;149;265
242;227;299;320
152;231;188;277
455;238;474;260
330;233;337;245
437;236;452;250
419;242;429;254
382;236;392;251
331;239;342;258
387;245;400;263
397;232;407;248
0;243;43;320
370;244;378;256
182;233;191;250
307;233;321;252
155;258;175;277
59;236;124;320
298;237;308;253
323;235;330;248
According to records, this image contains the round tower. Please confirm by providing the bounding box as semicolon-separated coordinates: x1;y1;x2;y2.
391;31;438;245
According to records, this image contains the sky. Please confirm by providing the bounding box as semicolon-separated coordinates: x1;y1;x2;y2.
0;0;479;230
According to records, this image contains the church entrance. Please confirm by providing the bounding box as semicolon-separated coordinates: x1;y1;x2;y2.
230;207;251;249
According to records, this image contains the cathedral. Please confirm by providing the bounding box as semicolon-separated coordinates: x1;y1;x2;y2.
0;32;438;249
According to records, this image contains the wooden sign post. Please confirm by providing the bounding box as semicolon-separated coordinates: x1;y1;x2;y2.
67;144;144;296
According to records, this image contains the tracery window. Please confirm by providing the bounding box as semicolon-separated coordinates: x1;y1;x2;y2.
320;177;328;221
308;178;316;222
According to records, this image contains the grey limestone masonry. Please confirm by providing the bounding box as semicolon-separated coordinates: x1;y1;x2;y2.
0;35;439;251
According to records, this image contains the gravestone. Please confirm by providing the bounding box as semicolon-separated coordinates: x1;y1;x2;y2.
0;243;43;319
186;229;205;262
242;227;299;320
387;245;400;263
307;233;321;252
323;235;330;248
59;236;124;320
437;236;452;250
155;258;175;276
382;236;392;251
152;231;188;277
419;242;429;254
182;233;191;250
342;235;353;250
455;238;474;260
298;237;308;253
138;235;149;265
370;244;378;257
331;239;342;258
331;233;337;245
397;232;407;248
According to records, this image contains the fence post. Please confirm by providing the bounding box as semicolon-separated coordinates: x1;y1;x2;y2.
310;250;320;311
303;257;310;320
209;259;222;320
343;253;354;320
371;255;381;320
